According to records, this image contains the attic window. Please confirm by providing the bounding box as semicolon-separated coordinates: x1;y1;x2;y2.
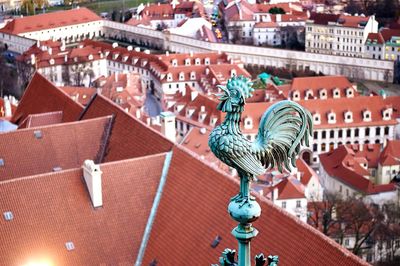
185;58;191;66
195;58;201;65
3;211;13;221
65;241;75;251
211;235;222;248
204;57;210;65
172;59;178;66
34;130;42;139
0;158;4;167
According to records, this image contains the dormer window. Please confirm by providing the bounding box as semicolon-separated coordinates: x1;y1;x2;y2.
210;117;218;126
230;69;236;77
333;88;340;98
113;53;119;60
195;58;201;65
305;89;313;99
319;89;327;99
172;59;178;66
179;72;185;81
344;111;353;123
382;108;392;120
185;58;191;66
328;111;336;124
204;57;210;65
244;117;253;129
49;59;55;65
292;91;300;101
346;88;354;98
363;110;371;122
167;73;173;81
186;108;194;118
313;113;321;125
190;71;196;80
88;54;93;60
199;112;206;122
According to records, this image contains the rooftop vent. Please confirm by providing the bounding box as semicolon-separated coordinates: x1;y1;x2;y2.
0;158;4;167
150;259;158;266
53;167;62;172
200;128;207;135
65;241;75;251
34;130;42;139
211;235;222;248
3;211;13;221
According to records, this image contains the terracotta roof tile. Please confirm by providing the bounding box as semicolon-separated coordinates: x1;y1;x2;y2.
0;116;113;181
379;140;400;166
0;7;101;34
11;73;84;125
142;145;368;265
18;111;63;129
80;94;173;162
0;153;166;265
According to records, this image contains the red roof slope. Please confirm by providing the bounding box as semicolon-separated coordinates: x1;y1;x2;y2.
80;94;173;162
0;153;166;265
0;116;113;181
142;146;368;265
11;73;84;125
380;140;400;166
0;7;101;34
18;111;63;129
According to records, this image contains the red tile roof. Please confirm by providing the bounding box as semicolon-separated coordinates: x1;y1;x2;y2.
0;7;101;35
298;96;397;129
379;140;400;166
290;76;356;98
142;145;368;265
0;153;166;265
276;176;305;200
0;116;113;181
366;32;384;44
18;111;63;129
59;86;96;106
11;73;84;125
319;145;397;194
80;94;173;162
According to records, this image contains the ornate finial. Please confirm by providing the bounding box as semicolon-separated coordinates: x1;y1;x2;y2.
209;75;313;266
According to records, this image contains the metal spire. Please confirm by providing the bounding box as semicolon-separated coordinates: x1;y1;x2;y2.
209;75;313;266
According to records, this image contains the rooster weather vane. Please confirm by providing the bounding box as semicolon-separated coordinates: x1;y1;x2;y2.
209;76;313;266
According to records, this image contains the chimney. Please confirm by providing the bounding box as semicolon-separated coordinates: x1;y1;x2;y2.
36;40;40;47
135;108;141;119
82;160;103;208
3;96;12;117
200;105;205;112
61;39;66;51
191;90;198;101
276;14;282;22
190;51;193;57
273;187;278;201
30;54;36;65
48;47;52;55
296;172;301;182
166;51;170;56
160;111;176;142
64;54;68;63
115;73;118;82
359;144;363;151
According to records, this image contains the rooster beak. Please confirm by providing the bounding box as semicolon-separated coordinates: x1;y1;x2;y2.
216;85;230;101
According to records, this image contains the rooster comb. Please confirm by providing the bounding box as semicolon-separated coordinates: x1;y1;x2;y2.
226;75;254;99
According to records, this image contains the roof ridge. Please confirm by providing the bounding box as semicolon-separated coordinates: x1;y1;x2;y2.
94;114;115;164
3;115;113;134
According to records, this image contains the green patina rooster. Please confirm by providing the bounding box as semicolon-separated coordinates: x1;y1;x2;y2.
209;76;313;202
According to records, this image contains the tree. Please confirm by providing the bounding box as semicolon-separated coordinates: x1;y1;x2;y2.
344;0;363;15
308;192;343;236
268;7;285;14
337;199;384;256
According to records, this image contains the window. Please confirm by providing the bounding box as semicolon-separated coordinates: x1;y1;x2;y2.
376;127;381;135
313;144;317;152
330;130;334;138
384;126;389;135
355;128;359;137
339;185;342;192
347;129;351;138
313;132;318;139
338;130;343;138
365;127;370;136
344;239;349;246
282;201;286;209
322;131;326;139
296;200;301;208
